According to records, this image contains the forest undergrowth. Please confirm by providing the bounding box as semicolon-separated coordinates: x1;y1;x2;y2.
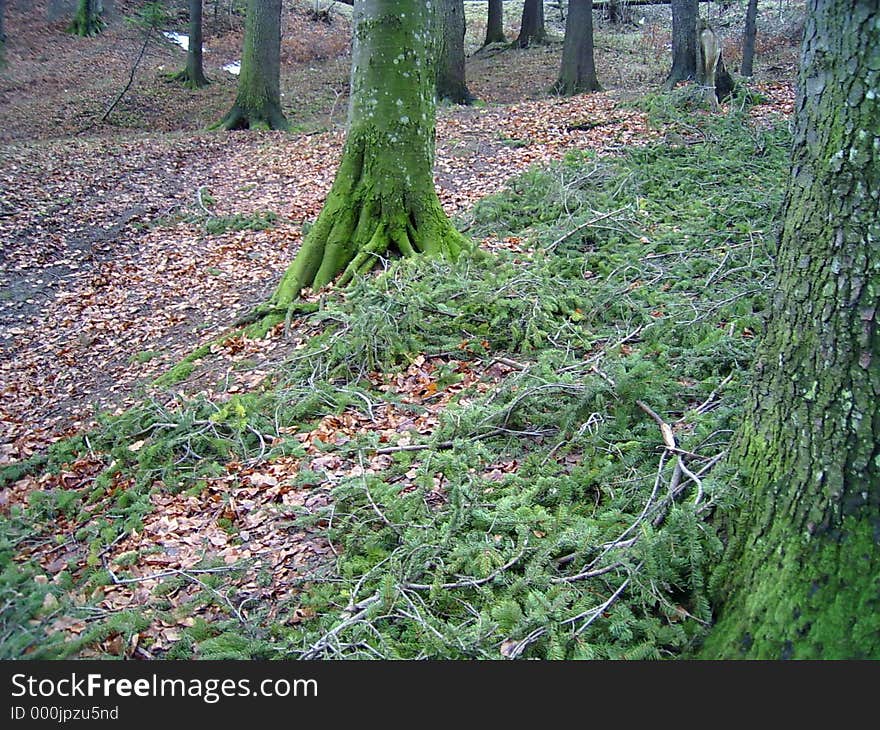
1;93;791;659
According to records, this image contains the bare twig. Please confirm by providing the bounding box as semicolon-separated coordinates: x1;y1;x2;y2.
98;26;155;126
547;207;631;252
196;187;212;215
405;549;526;591
636;400;676;449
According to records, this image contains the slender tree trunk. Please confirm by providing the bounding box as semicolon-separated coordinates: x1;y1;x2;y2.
69;0;104;36
172;0;209;87
741;0;758;77
215;0;287;130
484;0;505;45
437;0;473;104
0;0;6;66
665;0;697;86
270;0;469;307
702;0;880;659
186;0;208;86
552;0;600;95
516;0;546;48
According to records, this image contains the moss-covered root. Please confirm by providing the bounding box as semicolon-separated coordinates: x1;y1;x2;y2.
167;68;210;90
212;104;289;132
271;194;470;307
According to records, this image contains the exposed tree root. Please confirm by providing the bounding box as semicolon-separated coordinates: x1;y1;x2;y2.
233;301;319;328
167;68;209;89
550;78;602;96
212;104;289;132
272;194;469;310
68;15;104;37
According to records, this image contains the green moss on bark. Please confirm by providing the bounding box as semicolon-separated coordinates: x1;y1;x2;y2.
271;0;471;307
69;0;104;37
702;0;880;659
215;0;287;131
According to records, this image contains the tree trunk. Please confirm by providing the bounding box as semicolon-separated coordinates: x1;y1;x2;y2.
437;0;473;104
0;0;6;65
516;0;546;48
186;0;209;86
484;0;505;45
215;0;287;130
552;0;600;95
270;0;469;307
172;0;209;87
69;0;104;36
741;0;758;77
605;0;633;24
665;0;697;86
702;0;880;659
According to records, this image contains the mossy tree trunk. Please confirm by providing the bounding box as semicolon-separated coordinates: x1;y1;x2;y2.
701;0;880;659
551;0;600;95
665;0;697;87
174;0;208;88
271;0;470;306
216;0;288;130
741;0;758;77
516;0;546;48
484;0;505;45
69;0;103;37
437;0;473;104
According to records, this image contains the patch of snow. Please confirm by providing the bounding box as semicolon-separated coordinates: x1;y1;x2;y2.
224;62;241;76
163;31;189;51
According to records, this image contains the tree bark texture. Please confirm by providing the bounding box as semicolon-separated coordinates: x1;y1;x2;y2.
484;0;505;45
741;0;758;77
437;0;473;104
184;0;208;87
271;0;469;306
665;0;697;86
702;0;880;659
516;0;546;48
216;0;287;130
552;0;601;95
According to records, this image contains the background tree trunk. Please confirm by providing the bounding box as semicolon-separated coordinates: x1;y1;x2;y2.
271;0;469;307
437;0;473;104
552;0;601;95
516;0;546;48
172;0;209;87
702;0;880;659
665;0;697;86
0;0;6;65
741;0;758;76
69;0;103;36
484;0;505;45
185;0;208;87
215;0;287;130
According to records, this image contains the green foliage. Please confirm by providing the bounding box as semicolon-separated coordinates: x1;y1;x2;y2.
3;103;790;659
203;211;279;236
151;200;280;237
129;350;162;365
128;2;170;32
68;0;106;37
263;104;788;659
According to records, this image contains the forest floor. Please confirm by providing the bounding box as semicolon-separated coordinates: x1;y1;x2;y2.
0;0;803;659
